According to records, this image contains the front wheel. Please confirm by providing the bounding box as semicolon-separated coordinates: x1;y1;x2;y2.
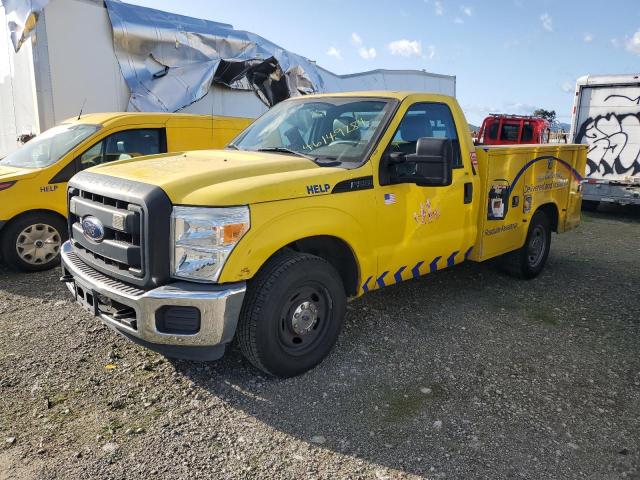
499;210;551;279
236;251;346;377
1;213;67;272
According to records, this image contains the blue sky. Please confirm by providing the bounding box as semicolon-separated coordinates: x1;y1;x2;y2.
125;0;640;125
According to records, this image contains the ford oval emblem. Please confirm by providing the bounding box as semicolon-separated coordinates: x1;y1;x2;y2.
81;216;105;243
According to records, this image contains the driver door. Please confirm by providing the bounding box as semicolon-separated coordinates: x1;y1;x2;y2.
371;101;475;290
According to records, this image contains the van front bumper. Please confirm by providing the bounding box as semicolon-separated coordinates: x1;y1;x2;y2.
60;241;246;361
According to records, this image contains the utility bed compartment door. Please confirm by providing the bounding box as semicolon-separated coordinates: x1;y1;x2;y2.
472;145;586;262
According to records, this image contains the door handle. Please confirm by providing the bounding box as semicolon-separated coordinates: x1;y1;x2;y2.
464;182;473;204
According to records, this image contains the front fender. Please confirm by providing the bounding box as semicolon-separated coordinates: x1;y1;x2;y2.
219;196;376;286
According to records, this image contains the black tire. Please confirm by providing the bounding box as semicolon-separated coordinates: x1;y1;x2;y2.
1;212;67;272
499;210;551;279
581;200;599;212
236;250;347;377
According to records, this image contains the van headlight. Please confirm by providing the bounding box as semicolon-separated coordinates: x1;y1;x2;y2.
171;206;250;282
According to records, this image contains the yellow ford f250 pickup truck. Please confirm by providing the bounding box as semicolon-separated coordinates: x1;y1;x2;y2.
0;113;252;272
60;92;587;377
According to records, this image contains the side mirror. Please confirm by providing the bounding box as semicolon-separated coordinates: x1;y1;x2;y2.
391;137;453;187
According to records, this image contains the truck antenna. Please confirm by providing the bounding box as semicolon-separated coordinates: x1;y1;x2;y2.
77;98;87;120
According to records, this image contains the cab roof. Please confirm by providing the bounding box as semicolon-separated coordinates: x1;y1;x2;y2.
294;90;454;101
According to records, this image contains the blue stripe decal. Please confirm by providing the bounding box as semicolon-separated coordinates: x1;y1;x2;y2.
362;276;372;293
509;155;583;195
394;266;406;283
376;271;389;288
411;261;424;279
464;246;474;260
447;251;459;267
429;256;441;273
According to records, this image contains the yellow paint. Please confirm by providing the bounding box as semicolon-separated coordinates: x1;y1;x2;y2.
47;92;587;296
0;113;252;225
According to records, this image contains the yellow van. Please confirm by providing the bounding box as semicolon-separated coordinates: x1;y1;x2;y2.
0;113;253;271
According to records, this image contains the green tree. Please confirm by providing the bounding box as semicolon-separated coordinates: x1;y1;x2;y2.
533;108;556;124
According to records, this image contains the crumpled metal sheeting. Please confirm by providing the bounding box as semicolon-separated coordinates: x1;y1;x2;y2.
1;0;50;52
105;0;325;112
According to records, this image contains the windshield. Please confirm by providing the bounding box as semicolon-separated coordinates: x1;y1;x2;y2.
0;124;101;169
231;97;394;165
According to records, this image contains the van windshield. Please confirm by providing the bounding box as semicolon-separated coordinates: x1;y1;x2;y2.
0;124;101;169
230;97;394;166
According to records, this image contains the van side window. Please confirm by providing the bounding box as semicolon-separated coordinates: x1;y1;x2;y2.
521;123;534;142
389;102;463;168
77;129;163;171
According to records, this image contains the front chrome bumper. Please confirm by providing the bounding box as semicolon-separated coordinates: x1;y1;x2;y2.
60;241;246;360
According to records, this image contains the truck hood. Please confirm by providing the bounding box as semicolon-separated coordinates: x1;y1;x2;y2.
88;149;352;205
0;165;39;181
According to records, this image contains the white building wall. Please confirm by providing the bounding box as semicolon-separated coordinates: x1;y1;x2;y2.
0;5;39;158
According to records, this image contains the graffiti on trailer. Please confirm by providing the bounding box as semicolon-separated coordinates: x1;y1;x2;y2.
574;95;640;177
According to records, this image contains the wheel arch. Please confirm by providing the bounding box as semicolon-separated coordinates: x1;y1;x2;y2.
286;235;360;297
535;202;559;232
219;206;373;296
1;209;67;234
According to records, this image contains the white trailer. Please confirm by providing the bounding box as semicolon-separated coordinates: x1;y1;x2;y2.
569;74;640;208
0;0;456;159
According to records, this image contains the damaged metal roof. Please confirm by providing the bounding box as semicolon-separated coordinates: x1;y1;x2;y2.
1;0;49;52
104;0;326;112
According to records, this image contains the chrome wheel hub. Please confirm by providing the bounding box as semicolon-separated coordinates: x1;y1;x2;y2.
16;223;62;265
291;301;318;335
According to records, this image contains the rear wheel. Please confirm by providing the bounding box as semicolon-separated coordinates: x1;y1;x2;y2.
1;213;67;272
236;251;346;377
499;210;551;279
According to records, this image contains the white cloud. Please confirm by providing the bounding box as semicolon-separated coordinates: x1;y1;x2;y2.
388;39;422;57
583;33;593;43
359;47;377;59
434;0;444;15
540;13;553;32
561;81;573;93
326;47;342;60
427;45;436;60
626;30;640;55
351;32;376;60
454;17;464;24
611;38;620;48
461;5;472;16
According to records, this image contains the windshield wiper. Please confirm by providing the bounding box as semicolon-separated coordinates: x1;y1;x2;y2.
226;143;242;150
256;147;316;162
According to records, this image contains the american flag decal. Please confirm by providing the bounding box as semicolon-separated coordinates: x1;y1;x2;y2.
384;193;396;205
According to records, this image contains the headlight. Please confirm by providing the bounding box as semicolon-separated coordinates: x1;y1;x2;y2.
171;206;250;282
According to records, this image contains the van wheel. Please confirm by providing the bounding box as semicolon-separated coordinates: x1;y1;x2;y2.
581;200;599;212
1;213;67;272
500;211;551;279
236;251;346;377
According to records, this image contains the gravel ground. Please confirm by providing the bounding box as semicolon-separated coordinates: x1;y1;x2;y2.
1;207;639;480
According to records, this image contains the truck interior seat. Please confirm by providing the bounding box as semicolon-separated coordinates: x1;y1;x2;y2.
397;114;431;153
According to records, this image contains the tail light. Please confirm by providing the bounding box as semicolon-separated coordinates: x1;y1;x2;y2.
0;181;16;191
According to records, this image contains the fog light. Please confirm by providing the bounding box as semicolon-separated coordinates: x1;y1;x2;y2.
155;306;201;335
